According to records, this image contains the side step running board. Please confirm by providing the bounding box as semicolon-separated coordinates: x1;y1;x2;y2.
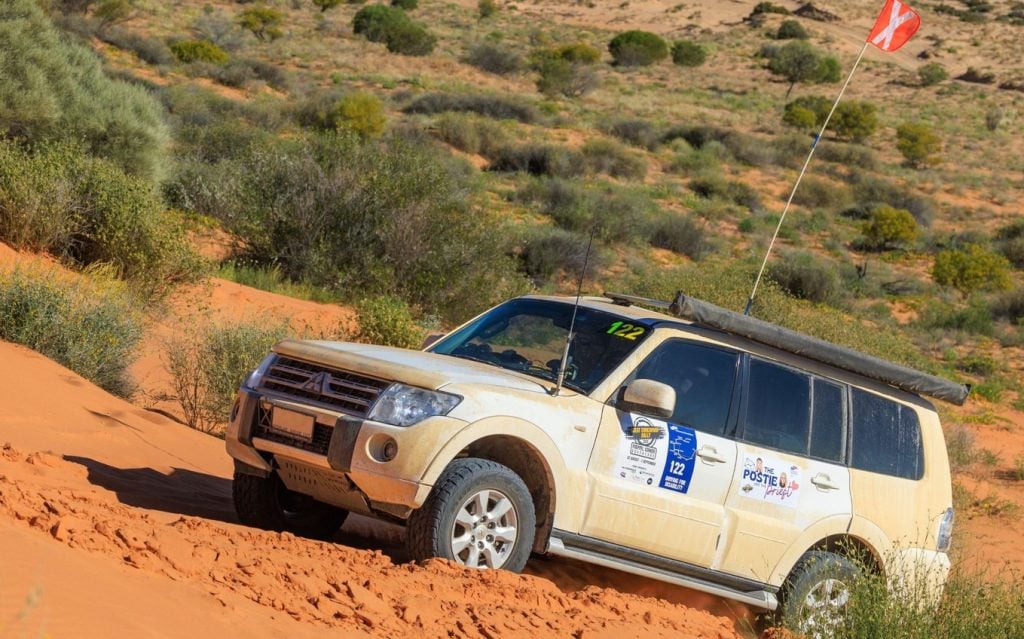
547;536;779;611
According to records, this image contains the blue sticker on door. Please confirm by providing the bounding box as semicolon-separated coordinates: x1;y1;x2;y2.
659;423;697;493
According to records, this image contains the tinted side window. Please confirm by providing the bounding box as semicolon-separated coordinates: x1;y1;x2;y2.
810;379;845;462
743;359;810;455
851;389;923;480
630;341;739;435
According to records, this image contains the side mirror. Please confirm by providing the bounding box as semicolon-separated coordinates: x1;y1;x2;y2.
421;333;445;350
617;379;676;420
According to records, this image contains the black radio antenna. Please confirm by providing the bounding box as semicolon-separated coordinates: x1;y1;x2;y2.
553;228;596;396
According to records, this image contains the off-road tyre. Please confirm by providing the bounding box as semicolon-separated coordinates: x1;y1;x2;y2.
777;550;861;638
407;458;536;572
232;471;348;541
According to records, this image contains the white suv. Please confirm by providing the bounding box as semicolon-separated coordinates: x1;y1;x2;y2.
226;292;966;630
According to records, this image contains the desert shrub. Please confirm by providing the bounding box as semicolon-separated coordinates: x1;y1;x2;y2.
0;266;142;397
792;176;851;211
650;215;710;259
0;141;203;296
896;122;941;167
605;118;661;150
851;174;935;226
859;205;918;250
391;0;418;9
191;11;248;51
670;40;706;66
918;62;948;86
431;112;509;156
751;2;790;15
776;19;809;39
608;30;669;67
170;38;229;63
995;220;1024;268
167;319;289;433
352;4;434;55
355;295;424;348
237;7;284;41
100;28;174;65
992;289;1024;323
383;19;435;55
403;92;539;123
478;0;498;18
660;125;781;167
766;251;840;303
918;297;995;335
0;0;168;180
517;178;654;243
300;91;386;138
177;133;524;321
217;262;337;302
208;57;290;90
816;142;877;169
581;138;647;179
520;227;604;285
488;143;585;178
313;0;345;10
466;42;523;75
767;40;840;96
535;58;599;97
783;95;830;129
552;42;602;64
690;174;761;210
933;244;1011;293
831;101;878;142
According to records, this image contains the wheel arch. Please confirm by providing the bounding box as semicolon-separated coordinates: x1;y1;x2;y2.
770;516;887;587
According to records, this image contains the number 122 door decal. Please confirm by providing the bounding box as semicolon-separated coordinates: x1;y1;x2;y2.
615;414;697;494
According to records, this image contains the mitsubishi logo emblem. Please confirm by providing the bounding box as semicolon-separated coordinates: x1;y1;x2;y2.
301;372;330;394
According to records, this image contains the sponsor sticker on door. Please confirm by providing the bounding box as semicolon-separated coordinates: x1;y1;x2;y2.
615;415;697;494
738;454;802;508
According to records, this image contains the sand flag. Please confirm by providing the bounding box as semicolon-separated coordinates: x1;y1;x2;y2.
744;0;922;315
868;0;922;52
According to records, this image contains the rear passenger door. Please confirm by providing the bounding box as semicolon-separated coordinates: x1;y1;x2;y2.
717;356;853;582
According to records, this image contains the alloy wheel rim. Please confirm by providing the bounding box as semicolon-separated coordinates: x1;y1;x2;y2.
450;488;519;569
798;577;850;639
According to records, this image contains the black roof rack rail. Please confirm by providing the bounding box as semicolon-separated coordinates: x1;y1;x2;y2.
603;290;970;406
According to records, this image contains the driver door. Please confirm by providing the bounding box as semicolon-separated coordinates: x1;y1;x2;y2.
581;338;741;567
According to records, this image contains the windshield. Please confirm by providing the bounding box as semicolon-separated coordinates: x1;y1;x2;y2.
430;298;651;394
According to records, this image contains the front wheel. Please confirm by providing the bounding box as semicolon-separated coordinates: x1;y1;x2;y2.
232;471;349;540
778;550;861;639
406;458;536;572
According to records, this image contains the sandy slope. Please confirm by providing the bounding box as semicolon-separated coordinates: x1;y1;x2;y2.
0;342;746;639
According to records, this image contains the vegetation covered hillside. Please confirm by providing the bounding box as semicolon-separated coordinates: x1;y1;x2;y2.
1;0;1024;629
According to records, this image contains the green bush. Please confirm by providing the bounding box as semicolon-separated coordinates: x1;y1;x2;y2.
516;178;654;244
169;39;230;64
581;138;646;179
767;40;840;96
670;40;707;66
174;133;525;321
689;174;761;210
488;143;585;178
520;227;605;285
535;58;599;98
100;28;174;65
0;0;169;180
478;0;498;18
431;112;509;156
313;0;345;11
860;205;917;250
466;42;523;75
851;174;936;226
933;244;1011;294
605;118;661;150
383;19;435;55
608;30;669;67
0;140;204;297
355;295;424;348
300;91;387;138
992;289;1024;323
776;19;809;39
404;92;539;123
995;220;1024;268
0;266;142;397
650;215;710;259
766;251;840;304
352;4;434;55
832;101;878;142
550;42;602;64
896;122;941;167
817;142;877;170
751;2;790;15
207;58;291;90
791;176;851;211
783;95;830;129
237;7;285;41
167;319;290;433
918;62;948;86
391;0;418;9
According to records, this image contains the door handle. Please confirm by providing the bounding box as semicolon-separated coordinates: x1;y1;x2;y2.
696;446;728;464
811;473;840;491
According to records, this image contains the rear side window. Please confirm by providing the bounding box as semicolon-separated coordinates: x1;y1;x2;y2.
850;389;923;480
810;379;845;462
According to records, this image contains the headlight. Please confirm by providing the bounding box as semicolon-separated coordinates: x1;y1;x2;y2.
367;383;461;427
244;353;277;390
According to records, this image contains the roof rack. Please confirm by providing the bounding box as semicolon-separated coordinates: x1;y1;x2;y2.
603;291;970;406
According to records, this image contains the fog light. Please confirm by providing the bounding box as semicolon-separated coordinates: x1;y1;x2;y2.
382;439;399;462
229;398;241;423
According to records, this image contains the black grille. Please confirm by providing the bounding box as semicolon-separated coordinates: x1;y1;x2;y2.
260;356;390;416
252;403;335;455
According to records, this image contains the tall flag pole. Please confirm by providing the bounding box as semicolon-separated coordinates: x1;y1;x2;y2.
743;0;922;316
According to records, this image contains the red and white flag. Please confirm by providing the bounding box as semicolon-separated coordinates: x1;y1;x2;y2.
867;0;921;52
